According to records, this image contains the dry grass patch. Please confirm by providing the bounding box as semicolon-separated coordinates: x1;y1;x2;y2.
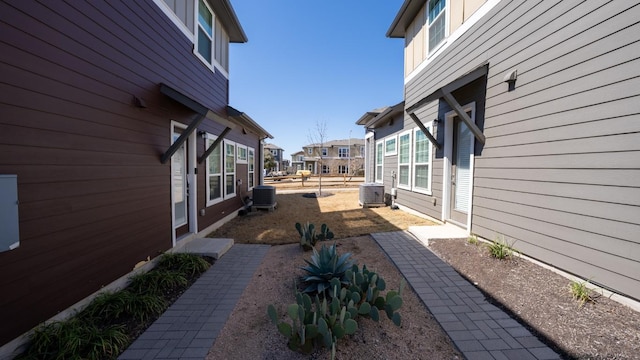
207;190;435;245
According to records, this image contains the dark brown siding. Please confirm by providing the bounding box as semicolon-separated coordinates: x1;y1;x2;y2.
0;0;242;344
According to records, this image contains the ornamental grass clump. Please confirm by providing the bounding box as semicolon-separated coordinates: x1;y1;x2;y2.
18;253;211;360
486;236;518;260
569;278;596;308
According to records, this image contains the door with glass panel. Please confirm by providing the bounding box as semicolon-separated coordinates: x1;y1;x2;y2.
449;115;473;226
172;129;189;239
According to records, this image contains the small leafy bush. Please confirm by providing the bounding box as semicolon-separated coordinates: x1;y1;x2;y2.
19;318;129;360
300;243;353;295
18;253;211;360
156;252;210;276
127;270;188;296
296;222;334;250
81;290;166;323
467;234;479;245
486;236;517;260
569;278;595;308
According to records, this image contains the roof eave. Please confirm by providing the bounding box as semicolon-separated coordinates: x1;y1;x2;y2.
209;0;248;43
227;106;273;139
386;0;424;38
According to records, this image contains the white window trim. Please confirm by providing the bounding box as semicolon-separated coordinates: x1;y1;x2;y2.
384;136;398;156
427;0;448;55
151;0;193;39
193;0;216;72
338;147;350;158
237;145;248;164
223;139;236;198
321;148;328;156
248;147;255;191
412;127;433;195
397;130;412;190
375;140;384;184
406;0;500;84
205;133;223;207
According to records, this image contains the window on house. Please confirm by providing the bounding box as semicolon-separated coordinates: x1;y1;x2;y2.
385;136;397;156
196;0;214;64
224;141;236;197
428;0;446;52
398;131;411;189
237;146;247;163
322;165;330;174
307;148;312;155
360;146;365;156
338;147;349;158
375;141;383;183
321;148;328;156
205;135;222;205
248;147;255;190
159;0;194;35
154;0;229;74
413;128;432;193
298;155;304;161
338;165;349;174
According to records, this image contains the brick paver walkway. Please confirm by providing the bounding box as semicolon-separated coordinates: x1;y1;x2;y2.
120;231;562;360
118;244;270;360
372;231;561;360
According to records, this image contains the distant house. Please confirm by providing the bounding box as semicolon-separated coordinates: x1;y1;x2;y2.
290;151;306;173
0;0;272;348
302;139;365;175
358;0;640;303
264;143;285;173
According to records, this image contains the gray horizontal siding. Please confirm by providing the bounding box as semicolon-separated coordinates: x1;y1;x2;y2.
405;0;640;300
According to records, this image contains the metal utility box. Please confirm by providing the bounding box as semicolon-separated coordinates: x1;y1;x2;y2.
1;175;19;252
359;183;386;208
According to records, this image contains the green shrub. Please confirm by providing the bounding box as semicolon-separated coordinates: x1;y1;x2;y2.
80;290;166;323
486;236;517;260
127;270;188;296
569;278;595;308
296;222;334;250
467;234;479;245
20;318;128;360
156;252;210;276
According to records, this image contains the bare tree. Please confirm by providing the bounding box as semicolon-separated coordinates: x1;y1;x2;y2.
307;120;328;196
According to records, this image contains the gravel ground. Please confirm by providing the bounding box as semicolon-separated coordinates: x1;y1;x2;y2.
207;237;462;360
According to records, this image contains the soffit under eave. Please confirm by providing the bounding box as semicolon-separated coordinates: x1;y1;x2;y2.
364;101;405;129
208;0;247;43
387;0;424;38
227;106;274;139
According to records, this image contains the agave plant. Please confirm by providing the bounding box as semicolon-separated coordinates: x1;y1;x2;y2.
300;243;353;295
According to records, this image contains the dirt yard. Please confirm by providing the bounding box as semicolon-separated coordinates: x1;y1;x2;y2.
206;190;640;359
208;189;434;244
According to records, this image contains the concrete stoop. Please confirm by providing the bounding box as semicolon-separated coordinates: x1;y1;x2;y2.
408;223;469;247
175;238;234;259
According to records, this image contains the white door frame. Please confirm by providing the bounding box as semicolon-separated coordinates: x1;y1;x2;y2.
170;121;198;247
441;102;475;233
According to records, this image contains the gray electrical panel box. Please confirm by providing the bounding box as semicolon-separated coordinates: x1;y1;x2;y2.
1;175;19;252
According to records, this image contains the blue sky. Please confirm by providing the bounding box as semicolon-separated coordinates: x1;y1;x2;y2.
228;1;405;159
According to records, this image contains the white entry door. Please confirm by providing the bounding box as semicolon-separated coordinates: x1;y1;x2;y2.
443;103;475;230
